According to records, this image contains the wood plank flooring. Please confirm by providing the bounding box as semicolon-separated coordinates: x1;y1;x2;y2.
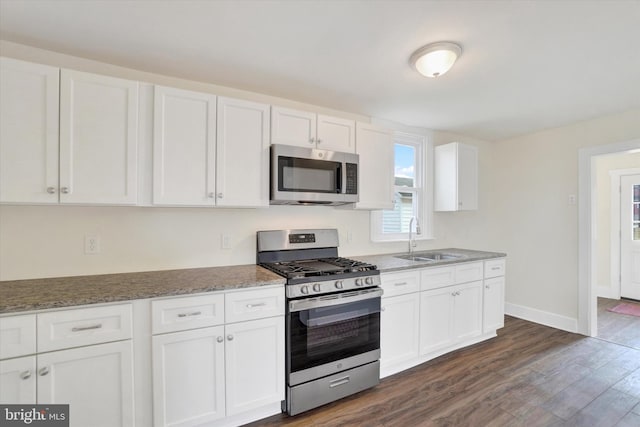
597;297;640;350
247;316;640;427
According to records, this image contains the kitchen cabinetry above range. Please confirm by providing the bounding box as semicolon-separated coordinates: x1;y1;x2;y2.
0;57;139;205
271;106;356;153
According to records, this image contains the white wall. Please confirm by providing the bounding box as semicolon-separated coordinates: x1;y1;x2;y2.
594;152;640;297
492;110;640;328
0;42;496;280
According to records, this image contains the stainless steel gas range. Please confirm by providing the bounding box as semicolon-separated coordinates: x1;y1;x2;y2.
257;229;382;416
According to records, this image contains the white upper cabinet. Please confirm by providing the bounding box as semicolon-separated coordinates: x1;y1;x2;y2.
0;57;60;204
216;97;270;207
153;85;217;206
60;69;139;205
434;142;478;211
271;106;355;153
354;122;394;210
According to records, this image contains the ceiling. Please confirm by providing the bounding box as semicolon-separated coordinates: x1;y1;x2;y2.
1;0;639;141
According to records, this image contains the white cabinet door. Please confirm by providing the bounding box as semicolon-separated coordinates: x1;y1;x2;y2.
452;281;483;341
316;114;355;153
419;287;454;355
434;142;478;211
224;317;284;416
0;57;60;204
483;276;505;333
216;97;270;207
0;356;36;404
37;340;134;427
354;122;394;210
271;107;316;148
153;86;217;206
380;294;420;373
59;69;138;205
152;326;226;427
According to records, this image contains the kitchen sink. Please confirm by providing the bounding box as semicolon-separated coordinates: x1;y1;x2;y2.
394;252;467;262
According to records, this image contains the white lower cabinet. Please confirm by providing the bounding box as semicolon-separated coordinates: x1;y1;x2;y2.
38;341;135;427
0;356;36;403
483;276;505;333
151;287;285;427
380;293;420;374
153;326;226;427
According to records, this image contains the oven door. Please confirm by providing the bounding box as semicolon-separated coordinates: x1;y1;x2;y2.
287;288;382;386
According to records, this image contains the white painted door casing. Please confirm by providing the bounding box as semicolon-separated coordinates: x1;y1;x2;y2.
37;340;135;427
0;57;60;204
153;85;217;206
354;122;394;210
216;97;270;207
59;69;138;205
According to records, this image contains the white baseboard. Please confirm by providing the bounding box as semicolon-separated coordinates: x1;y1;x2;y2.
505;302;578;333
596;285;618;300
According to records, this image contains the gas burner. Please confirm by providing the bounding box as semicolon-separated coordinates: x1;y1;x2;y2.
262;257;376;280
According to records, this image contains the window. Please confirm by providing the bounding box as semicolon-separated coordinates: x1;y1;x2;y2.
371;132;432;241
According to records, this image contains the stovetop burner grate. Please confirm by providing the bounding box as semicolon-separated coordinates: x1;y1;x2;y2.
261;257;377;280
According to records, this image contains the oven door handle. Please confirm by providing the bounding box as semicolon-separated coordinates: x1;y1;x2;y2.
289;288;383;312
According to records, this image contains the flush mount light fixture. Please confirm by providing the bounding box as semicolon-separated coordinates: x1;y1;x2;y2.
410;41;462;78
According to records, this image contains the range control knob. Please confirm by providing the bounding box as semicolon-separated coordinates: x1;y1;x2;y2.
355;278;364;287
300;285;309;295
365;277;374;285
312;283;322;293
334;280;344;289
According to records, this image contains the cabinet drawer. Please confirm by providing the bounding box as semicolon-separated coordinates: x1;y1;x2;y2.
37;304;132;352
0;315;36;359
152;293;225;334
421;266;455;291
455;262;483;284
484;258;506;278
225;287;284;324
381;270;420;297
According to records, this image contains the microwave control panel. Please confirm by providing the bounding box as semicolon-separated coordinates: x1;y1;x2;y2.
345;163;358;194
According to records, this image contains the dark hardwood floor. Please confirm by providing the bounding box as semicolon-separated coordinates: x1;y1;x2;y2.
248;316;640;427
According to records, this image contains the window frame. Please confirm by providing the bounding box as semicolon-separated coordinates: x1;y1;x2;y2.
370;131;433;242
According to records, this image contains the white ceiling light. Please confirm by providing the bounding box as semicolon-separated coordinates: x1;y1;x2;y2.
410;42;462;78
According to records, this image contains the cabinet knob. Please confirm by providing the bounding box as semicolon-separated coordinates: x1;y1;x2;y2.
485;285;490;289
217;193;224;199
208;192;215;198
38;367;50;376
60;187;70;194
227;334;234;341
381;307;386;312
216;336;224;343
317;139;322;144
46;186;56;194
20;370;32;380
309;138;315;144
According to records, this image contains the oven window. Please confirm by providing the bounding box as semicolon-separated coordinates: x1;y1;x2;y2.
278;156;341;193
289;297;380;373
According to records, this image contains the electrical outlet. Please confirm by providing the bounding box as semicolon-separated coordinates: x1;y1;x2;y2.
84;235;101;254
221;233;232;249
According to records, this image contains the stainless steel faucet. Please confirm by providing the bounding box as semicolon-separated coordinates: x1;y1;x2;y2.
408;217;421;255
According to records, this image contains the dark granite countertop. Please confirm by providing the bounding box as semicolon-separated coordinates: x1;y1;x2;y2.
0;265;285;314
353;248;506;273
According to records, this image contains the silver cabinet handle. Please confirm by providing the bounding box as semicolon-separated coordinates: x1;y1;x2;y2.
177;311;201;318
317;138;322;144
46;187;56;194
208;192;215;198
381;307;386;312
329;375;350;388
217;193;223;199
491;266;501;271
38;367;49;376
309;138;315;144
216;336;224;343
227;334;234;341
71;324;102;332
485;285;491;289
451;292;456;297
394;282;408;287
60;187;70;194
246;303;266;308
20;371;32;380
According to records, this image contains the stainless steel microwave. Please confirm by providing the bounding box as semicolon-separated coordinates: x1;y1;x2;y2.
270;144;359;206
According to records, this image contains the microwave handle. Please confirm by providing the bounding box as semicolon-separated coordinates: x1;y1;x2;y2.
340;162;346;194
